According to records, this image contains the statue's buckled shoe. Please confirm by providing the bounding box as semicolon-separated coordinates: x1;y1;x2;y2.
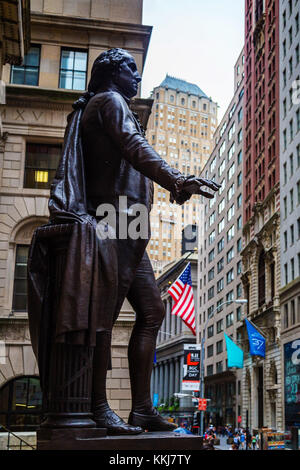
94;409;143;435
128;408;178;432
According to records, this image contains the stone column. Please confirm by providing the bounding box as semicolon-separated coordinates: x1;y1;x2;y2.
163;361;169;401
179;355;184;393
175;357;180;393
159;363;164;403
169;359;175;399
165;300;171;340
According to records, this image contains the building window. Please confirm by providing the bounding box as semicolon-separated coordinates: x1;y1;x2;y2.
226;312;234;328
237;260;242;274
218;237;225;253
10;45;40;86
226;268;234;284
237;238;242;253
59;48;88;90
0;376;42;431
216;340;223;354
24;143;62;189
207;365;213;376
217;277;224;293
207;344;214;357
236;306;242;321
217;319;223;333
258;251;266;306
216;361;223;373
236;283;242;299
217;258;224;273
12;245;29;311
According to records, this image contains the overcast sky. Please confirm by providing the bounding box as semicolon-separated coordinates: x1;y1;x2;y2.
142;0;245;121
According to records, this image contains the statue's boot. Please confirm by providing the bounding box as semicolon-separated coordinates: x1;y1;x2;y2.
92;330;143;435
127;321;178;432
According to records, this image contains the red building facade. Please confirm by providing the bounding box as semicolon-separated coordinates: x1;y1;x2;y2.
244;0;280;224
240;0;282;432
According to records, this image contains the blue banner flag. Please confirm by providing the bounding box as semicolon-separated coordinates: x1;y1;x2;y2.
153;393;159;407
224;333;244;368
245;319;266;358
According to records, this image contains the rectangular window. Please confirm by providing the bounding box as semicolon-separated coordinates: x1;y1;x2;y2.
10;45;40;86
236;283;242;298
227;225;235;242
217;258;224;273
217;278;224;293
218;237;224;253
24;143;62;189
237;194;242;208
216;340;223;354
237;238;242;253
207;344;214;357
207;325;214;338
218;218;225;233
227;247;234;263
216;361;223;373
208;249;215;263
237;150;242;165
237;215;242;230
59;48;88;90
216;299;224;313
12;245;29;311
237;260;242;274
208;267;215;281
226;312;234;328
207;365;213;376
226;268;234;284
228;143;235;161
236;306;242;321
217;319;223;333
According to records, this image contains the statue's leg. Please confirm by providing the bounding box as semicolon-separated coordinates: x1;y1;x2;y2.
127;252;177;431
92;330;143;435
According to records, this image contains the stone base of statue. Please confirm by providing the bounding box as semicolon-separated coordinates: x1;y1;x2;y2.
37;429;203;450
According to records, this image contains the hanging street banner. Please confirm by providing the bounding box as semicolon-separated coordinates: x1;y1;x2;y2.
182;344;201;391
245;318;266;358
224;333;244;368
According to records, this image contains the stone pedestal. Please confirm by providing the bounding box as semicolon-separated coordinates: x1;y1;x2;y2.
37;429;203;451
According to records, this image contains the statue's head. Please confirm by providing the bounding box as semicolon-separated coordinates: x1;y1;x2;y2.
88;48;141;99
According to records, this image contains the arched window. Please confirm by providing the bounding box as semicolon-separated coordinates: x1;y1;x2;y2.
0;376;43;431
258;251;266;306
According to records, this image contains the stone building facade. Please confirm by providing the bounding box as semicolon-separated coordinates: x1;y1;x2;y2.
279;0;300;436
240;0;283;431
0;0;152;429
197;49;245;429
145;76;218;275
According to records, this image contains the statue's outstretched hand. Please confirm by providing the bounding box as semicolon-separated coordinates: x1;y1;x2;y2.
170;175;221;205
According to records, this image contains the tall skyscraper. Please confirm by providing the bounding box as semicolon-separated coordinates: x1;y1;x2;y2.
146;76;218;274
279;0;300;437
197;50;245;428
241;0;282;431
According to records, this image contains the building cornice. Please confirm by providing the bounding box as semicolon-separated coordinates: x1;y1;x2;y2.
31;12;152;70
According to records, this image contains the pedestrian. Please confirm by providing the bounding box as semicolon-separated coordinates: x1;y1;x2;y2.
233;433;240;450
246;428;252;450
240;431;246;450
252;435;257;450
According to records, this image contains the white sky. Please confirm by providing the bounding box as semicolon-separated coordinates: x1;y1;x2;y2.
142;0;245;121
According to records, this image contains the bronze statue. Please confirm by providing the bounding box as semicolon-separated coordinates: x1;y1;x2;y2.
27;48;220;436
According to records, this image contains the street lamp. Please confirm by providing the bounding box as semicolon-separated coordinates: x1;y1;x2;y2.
198;298;248;437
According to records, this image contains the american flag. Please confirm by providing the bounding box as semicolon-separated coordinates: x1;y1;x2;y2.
167;262;196;335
